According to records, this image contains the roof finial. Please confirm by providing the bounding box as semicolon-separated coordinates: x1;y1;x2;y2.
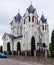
30;0;32;4
42;11;43;15
18;9;20;13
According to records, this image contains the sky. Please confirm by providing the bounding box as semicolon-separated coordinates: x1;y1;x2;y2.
0;0;54;46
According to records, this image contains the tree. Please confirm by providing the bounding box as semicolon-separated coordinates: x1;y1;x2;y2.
50;30;54;57
51;30;54;44
0;46;3;52
31;36;35;51
49;43;52;50
51;30;54;51
7;42;11;52
17;42;21;51
31;36;35;56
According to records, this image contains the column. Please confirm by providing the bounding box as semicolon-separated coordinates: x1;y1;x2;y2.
25;51;27;56
18;51;20;56
34;50;36;57
45;49;47;58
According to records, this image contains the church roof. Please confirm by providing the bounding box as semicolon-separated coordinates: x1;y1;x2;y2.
40;15;47;23
5;33;22;39
27;4;35;13
14;35;22;39
2;33;22;40
14;13;22;22
5;33;15;38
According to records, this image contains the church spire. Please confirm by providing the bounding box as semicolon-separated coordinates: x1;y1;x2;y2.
27;2;35;13
40;14;47;23
14;12;22;22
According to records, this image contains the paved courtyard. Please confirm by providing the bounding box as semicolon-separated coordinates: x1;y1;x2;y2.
0;55;54;65
0;58;42;65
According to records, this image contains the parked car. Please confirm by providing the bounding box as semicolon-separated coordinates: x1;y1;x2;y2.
0;53;7;58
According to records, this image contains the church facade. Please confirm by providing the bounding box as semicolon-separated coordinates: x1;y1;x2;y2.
2;4;49;53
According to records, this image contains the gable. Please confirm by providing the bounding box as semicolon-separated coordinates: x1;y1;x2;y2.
2;33;11;41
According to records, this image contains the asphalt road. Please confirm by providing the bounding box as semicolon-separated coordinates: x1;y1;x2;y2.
0;58;43;65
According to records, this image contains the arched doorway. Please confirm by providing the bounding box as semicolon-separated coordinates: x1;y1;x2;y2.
17;42;21;51
31;36;35;56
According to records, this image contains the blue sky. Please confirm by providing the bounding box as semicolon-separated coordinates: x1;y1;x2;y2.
0;0;54;45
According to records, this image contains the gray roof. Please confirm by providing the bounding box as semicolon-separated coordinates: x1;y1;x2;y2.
40;15;47;23
5;33;22;39
27;4;35;13
5;33;15;38
14;13;22;22
14;35;22;39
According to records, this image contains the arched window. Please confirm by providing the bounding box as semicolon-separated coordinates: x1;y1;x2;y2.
29;16;30;22
24;19;25;24
45;25;46;30
20;25;22;34
32;16;34;22
42;25;44;30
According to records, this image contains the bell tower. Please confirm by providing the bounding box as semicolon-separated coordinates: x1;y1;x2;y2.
22;4;39;51
39;14;49;49
10;12;22;35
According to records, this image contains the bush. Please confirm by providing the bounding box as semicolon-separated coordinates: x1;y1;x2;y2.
31;36;35;56
0;46;3;53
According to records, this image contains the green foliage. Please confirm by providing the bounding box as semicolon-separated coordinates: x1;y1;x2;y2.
17;42;21;51
51;30;54;44
51;30;54;51
49;43;52;50
50;30;54;57
0;46;3;52
7;42;11;52
31;36;35;51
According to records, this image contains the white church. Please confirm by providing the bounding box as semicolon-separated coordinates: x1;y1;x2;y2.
2;4;49;54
